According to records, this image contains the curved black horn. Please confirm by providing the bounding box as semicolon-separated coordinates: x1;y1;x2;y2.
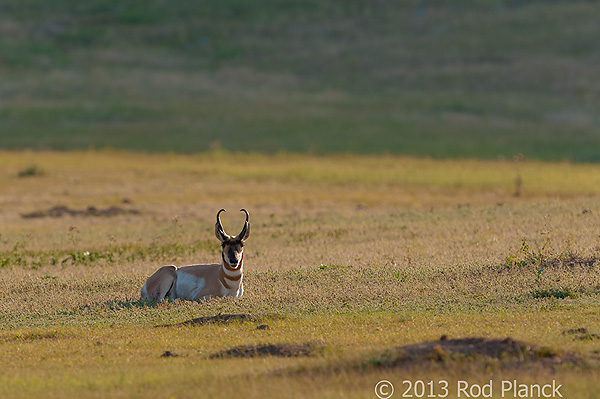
215;208;230;241
240;208;249;223
238;208;250;240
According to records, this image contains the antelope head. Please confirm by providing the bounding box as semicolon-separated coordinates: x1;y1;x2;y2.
215;208;250;270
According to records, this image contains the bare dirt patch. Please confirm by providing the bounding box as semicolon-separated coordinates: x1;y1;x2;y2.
159;313;255;327
563;328;600;341
210;342;324;359
22;205;141;218
540;256;598;269
371;337;582;368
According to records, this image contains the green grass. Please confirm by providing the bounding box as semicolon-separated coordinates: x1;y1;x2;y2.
1;151;600;397
1;1;600;160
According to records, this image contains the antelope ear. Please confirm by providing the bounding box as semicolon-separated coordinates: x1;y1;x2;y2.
237;209;250;242
215;209;230;243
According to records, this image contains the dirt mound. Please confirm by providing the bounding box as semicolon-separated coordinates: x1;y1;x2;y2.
211;342;323;359
563;327;600;341
541;256;598;269
373;337;580;368
159;313;255;327
22;205;140;218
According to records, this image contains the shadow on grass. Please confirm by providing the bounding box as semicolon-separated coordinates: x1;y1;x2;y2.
532;289;578;299
57;298;154;316
158;313;255;328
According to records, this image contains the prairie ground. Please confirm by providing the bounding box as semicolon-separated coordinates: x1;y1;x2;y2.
1;151;599;398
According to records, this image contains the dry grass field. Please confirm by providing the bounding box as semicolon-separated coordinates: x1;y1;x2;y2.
1;150;600;398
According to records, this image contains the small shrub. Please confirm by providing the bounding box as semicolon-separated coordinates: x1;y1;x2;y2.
532;289;577;299
18;164;46;177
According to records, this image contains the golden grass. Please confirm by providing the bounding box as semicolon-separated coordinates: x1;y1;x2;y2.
1;312;599;398
3;150;600;210
1;150;599;398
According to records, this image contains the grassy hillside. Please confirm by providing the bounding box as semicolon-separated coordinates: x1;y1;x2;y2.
1;1;600;160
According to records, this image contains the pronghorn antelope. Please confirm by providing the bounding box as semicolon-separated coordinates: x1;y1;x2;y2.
141;209;250;302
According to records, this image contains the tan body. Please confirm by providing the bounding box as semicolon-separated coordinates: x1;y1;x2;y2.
141;209;249;302
140;262;243;302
